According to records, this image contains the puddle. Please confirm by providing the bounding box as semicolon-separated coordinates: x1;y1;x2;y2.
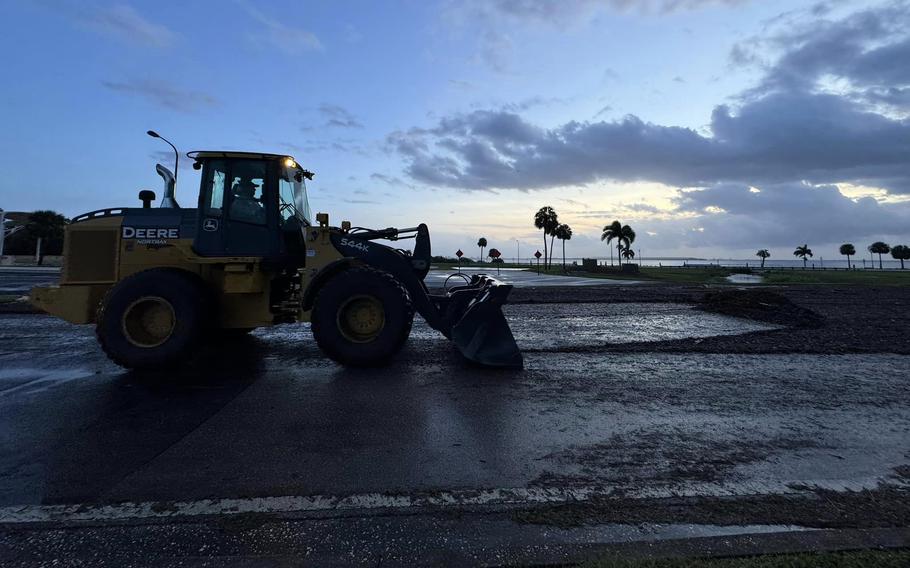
503;303;779;349
426;270;638;287
726;274;764;284
550;522;813;544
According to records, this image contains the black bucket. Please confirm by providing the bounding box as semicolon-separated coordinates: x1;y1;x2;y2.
450;282;523;368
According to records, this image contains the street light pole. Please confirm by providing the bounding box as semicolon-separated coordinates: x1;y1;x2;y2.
515;239;519;266
147;130;178;183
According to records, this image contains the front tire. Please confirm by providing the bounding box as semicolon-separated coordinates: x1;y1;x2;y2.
311;267;413;366
96;269;212;370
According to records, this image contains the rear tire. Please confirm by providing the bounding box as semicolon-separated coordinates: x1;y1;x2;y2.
311;267;413;366
96;269;212;370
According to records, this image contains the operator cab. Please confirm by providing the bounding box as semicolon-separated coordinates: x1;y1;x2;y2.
188;151;313;262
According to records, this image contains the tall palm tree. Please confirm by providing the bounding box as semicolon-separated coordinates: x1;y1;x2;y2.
891;245;909;269
755;249;770;268
534;206;558;269
477;237;487;263
868;242;890;269
839;243;856;269
555;223;573;270
547;216;560;269
793;244;813;268
601;220;636;267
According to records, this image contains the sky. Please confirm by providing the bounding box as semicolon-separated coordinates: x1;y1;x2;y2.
1;0;908;260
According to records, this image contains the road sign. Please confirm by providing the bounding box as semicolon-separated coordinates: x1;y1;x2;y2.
534;250;542;259
455;249;463;258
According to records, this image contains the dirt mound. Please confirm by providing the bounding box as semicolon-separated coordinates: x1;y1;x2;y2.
700;289;824;328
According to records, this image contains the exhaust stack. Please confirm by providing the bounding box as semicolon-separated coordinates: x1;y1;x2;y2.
156;164;180;208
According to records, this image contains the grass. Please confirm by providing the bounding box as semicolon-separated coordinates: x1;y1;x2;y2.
528;266;910;286
532;266;734;284
582;549;910;568
0;294;21;304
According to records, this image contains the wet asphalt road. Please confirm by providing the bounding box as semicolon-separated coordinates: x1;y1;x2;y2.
1;306;908;506
0;267;59;294
2;289;910;564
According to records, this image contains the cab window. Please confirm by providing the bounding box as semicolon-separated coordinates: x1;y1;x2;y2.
204;160;226;216
228;160;267;225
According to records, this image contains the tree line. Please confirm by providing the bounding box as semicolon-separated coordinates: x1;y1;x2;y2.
756;242;910;269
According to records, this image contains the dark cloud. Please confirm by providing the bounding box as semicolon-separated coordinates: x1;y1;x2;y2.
102;79;218;113
388;91;910;193
666;182;910;249
317;103;364;129
737;1;910;109
480;0;749;23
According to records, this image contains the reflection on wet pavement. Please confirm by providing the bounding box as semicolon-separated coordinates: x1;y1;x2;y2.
426;268;637;287
503;303;778;348
0;306;907;516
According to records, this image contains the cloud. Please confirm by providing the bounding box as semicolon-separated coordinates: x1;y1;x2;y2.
388;90;910;193
236;0;323;54
665;182;910;249
467;0;750;25
735;1;910;109
479;30;514;73
44;2;175;48
391;3;910;195
317;103;363;129
388;2;910;251
102;79;218;113
446;0;748;72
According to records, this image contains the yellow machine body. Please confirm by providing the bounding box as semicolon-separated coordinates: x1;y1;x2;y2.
30;213;348;329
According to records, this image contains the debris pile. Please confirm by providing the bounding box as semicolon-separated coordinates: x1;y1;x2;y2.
700;289;824;328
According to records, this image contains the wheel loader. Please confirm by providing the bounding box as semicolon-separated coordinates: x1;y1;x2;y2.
30;149;523;369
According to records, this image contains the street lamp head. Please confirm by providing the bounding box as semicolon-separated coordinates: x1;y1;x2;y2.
146;130;160;138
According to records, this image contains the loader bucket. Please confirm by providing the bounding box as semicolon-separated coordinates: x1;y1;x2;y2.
449;279;523;368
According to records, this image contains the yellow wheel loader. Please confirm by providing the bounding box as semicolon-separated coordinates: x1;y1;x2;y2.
30;149;522;370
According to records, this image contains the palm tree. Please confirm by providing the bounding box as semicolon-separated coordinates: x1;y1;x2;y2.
755;249;770;268
621;245;635;261
534;206;558;269
839;243;856;269
477;237;487;263
555;223;573;271
26;210;67;266
891;245;909;269
793;244;813;268
601;220;636;267
868;242;890;269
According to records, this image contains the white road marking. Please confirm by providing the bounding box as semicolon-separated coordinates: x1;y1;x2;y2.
0;478;892;525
